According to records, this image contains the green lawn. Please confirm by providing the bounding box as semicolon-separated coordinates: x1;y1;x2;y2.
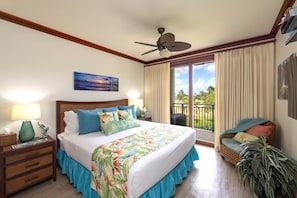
184;116;214;131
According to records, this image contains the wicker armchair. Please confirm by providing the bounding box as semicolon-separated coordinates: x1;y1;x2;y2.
220;121;276;165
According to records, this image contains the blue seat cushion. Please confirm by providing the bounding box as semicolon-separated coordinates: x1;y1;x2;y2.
221;138;243;153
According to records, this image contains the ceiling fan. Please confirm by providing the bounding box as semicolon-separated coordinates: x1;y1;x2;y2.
135;27;191;58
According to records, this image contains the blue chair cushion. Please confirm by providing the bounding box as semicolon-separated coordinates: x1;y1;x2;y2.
221;138;243;153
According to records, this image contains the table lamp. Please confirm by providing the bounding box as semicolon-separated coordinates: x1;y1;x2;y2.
135;99;144;118
11;104;41;142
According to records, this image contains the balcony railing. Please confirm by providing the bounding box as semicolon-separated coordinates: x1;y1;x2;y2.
172;103;215;131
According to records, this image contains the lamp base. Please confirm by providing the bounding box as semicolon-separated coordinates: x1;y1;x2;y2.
19;121;35;142
136;107;141;118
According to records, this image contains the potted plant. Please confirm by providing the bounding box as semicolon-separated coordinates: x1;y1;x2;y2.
236;137;297;198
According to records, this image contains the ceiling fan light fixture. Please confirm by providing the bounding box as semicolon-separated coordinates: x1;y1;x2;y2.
135;27;190;57
159;48;172;58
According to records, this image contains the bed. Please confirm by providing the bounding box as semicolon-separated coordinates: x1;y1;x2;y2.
56;99;199;198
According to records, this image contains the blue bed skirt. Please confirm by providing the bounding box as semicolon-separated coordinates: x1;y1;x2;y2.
57;146;199;198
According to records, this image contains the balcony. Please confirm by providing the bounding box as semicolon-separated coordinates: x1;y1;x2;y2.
171;103;215;142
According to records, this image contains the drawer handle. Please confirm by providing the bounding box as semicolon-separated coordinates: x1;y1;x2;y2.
24;175;40;183
25;162;40;169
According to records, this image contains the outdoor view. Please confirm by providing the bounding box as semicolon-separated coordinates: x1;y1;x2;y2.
172;62;215;141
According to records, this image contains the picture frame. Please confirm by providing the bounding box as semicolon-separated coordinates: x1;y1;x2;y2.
74;72;119;91
278;63;288;99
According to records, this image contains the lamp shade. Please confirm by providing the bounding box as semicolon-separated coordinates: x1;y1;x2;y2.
11;104;41;121
135;99;144;107
11;104;41;142
159;48;172;58
128;99;136;106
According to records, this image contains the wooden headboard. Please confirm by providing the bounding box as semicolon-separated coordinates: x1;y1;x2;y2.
56;99;128;134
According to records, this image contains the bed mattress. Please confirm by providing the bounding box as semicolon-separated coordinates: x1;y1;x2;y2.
58;120;196;198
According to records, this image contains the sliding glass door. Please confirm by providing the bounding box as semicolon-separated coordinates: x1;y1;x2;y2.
170;61;215;142
193;62;215;142
170;66;190;126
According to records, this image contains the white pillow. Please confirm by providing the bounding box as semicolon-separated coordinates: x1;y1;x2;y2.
63;110;79;134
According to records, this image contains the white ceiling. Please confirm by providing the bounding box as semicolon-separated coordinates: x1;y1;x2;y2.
0;0;285;62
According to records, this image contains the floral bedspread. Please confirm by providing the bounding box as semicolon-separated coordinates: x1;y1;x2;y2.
91;124;188;198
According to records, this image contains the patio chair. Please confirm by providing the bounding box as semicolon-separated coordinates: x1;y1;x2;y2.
171;113;186;126
170;106;187;126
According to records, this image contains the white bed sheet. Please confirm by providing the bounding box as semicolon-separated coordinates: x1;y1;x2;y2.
58;120;196;198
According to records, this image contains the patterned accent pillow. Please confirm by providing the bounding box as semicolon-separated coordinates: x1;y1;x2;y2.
118;105;137;119
233;132;259;143
117;109;133;120
97;111;119;125
101;119;140;136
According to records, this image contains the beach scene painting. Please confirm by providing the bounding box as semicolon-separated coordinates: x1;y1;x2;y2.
74;72;119;91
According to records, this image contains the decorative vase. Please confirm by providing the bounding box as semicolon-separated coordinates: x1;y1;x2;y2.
19;121;35;142
136;107;141;118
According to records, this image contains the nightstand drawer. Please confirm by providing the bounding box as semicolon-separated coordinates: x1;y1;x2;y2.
6;154;52;178
6;166;53;195
5;146;52;164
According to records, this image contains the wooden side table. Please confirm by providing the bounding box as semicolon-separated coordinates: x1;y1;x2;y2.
138;117;152;122
0;137;56;198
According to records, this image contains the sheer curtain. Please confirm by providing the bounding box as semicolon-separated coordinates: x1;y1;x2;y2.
144;62;170;123
214;43;274;149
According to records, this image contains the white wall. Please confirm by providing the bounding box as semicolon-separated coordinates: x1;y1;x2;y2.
0;20;144;139
275;4;297;160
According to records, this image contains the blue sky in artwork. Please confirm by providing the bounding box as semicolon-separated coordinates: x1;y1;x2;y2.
174;62;215;95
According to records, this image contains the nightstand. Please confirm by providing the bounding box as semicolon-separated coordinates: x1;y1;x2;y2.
0;137;56;198
138;117;152;122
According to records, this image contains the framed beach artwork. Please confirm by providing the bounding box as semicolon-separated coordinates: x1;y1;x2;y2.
278;63;288;99
74;72;119;91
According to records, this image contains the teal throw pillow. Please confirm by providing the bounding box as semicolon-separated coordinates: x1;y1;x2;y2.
77;108;103;135
103;106;119;112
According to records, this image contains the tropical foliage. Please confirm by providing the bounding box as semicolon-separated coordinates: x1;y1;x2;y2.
175;86;215;104
195;86;215;104
174;86;215;131
236;137;297;198
176;89;188;103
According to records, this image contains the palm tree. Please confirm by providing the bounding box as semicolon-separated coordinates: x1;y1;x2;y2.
176;90;188;103
205;86;215;104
